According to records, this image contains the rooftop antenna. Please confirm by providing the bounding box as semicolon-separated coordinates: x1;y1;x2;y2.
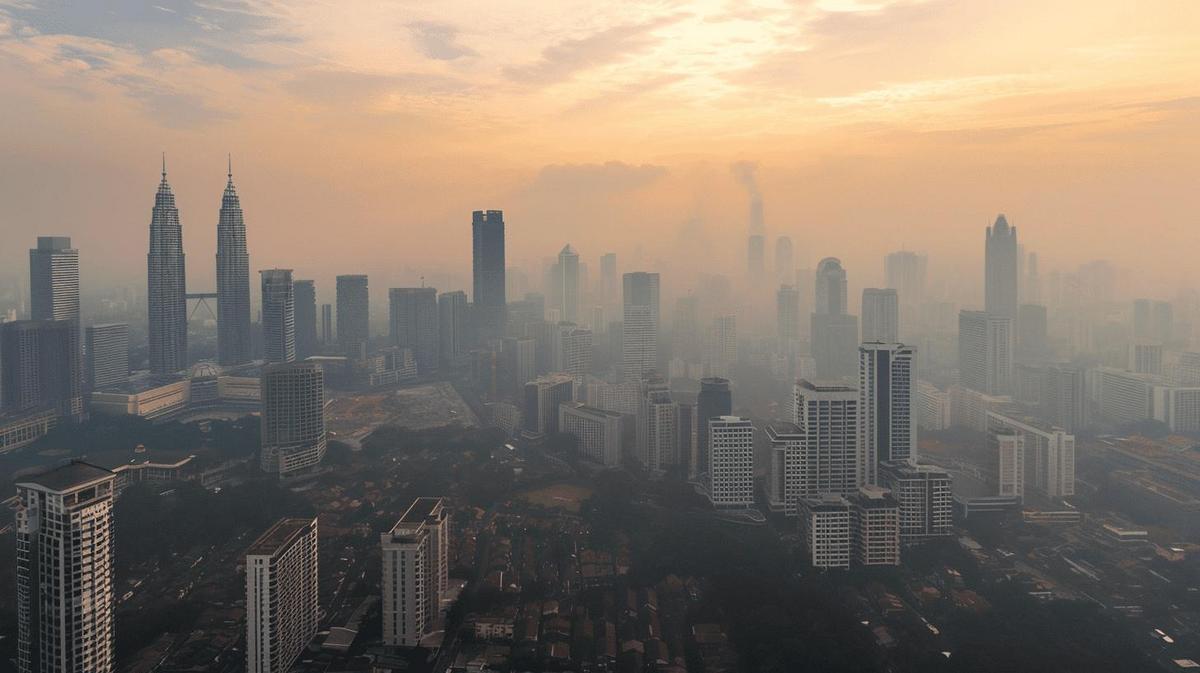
161;152;167;178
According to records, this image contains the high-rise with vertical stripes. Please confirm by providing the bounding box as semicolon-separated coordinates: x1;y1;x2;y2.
217;161;253;366
147;161;187;374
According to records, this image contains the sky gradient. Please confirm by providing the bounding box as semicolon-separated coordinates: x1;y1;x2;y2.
2;0;1197;303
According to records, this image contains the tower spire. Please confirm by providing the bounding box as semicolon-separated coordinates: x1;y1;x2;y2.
161;152;167;179
227;153;232;181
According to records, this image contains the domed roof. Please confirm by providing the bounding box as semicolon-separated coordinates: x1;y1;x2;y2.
190;361;221;379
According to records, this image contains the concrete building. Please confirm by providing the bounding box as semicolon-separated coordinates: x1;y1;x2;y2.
29;236;79;325
861;288;899;343
849;485;901;566
958;310;1013;395
294;280;319;360
556;244;580;323
695;377;732;482
1;320;83;421
260;362;326;476
1016;303;1048;363
916;381;950;431
948;384;1012;432
988;411;1075;498
985;214;1019;322
1153;385;1200;433
336;275;369;358
765;422;803;515
811;258;858;380
705;314;737;379
382;498;450;647
1092;366;1155;426
523;373;574;437
501;336;536;397
559;402;622;467
993;429;1025;502
1129;342;1164;376
561;326;593;379
706;416;755;509
885;251;926;335
879;461;953;541
90;374;190;419
472;210;507;343
321;303;333;345
16;462;115;673
637;376;679;474
86;323;129;391
389;287;439;375
777;285;800;342
800;494;852;569
438;290;469;369
793;379;861;496
585;378;641;417
622;272;660;381
245;518;319;673
261;269;296;364
859;343;916;485
217;166;253;366
147;164;188;374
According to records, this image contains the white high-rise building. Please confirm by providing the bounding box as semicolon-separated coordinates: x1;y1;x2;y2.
859;343;916;485
987;411;1074;498
706;416;755;509
705;314;737;378
561;326;593;379
916;380;950;431
245;518;319;673
260;269;296;364
559;401;622;467
861;288;899;343
382;498;450;647
29;236;80;325
849;485;901;566
622;272;660;381
993;429;1025;502
260;362;326;476
557;244;580;323
879;461;953;540
765;423;803;514
16;462;115;673
800;494;852;569
793;379;861;496
637;376;679;474
958;310;1013;395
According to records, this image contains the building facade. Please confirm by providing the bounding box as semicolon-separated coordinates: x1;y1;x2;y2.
147;165;188;374
260;362;326;476
336;275;369;358
389;287;439;375
472;210;507;343
707;416;755;509
245;518;319;673
86;323;129;391
261;269;296;364
217;167;253;366
859;343;916;485
559;402;622;467
622;272;660;381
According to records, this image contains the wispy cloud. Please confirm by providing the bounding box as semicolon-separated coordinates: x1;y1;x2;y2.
503;15;686;85
407;21;477;61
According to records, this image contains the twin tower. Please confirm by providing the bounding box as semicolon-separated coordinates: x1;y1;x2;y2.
147;158;251;374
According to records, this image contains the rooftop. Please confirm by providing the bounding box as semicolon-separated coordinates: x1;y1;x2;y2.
246;518;316;557
17;461;114;492
400;496;445;524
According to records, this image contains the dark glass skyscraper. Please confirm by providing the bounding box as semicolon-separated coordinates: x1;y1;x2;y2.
472;210;506;343
696;377;732;479
294;280;318;360
217;161;252;366
336;275;369;358
389;287;439;375
147;161;187;374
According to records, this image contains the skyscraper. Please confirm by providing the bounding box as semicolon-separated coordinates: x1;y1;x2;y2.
336;275;369;358
320;303;333;345
706;314;737;378
557;244;580;323
777;285;800;342
147;161;188;374
29;236;79;325
381;498;450;648
85;323;129;391
260;362;326;476
622;272;660;381
389;287;439;375
472;210;506;343
637;375;679;474
1016;303;1048;362
774;236;794;282
984;214;1018;321
16;462;116;673
559;402;622;467
814;257;848;315
707;416;755;508
245;518;318;673
695;377;732;481
859;343;916;485
958;310;1013;395
884;251;926;313
260;270;296;364
811;259;858;380
523;373;575;436
438;290;469;369
216;162;252;366
600;253;617;306
1;320;83;420
793;379;861;496
561;325;593;379
861;288;899;343
293;280;318;360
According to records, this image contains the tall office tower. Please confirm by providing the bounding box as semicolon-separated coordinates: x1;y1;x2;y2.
859;343;916;485
848;486;901;566
992;429;1024;502
600;253;618;304
747;234;766;281
216;164;252;366
1132;298;1153;340
438;290;469;369
381;498;450;648
878;461;953;541
861;289;899;343
556;244;580;323
1043;364;1086;432
1016;303;1048;362
793;379;861;496
958;310;1013;395
472;210;506;343
765;423;803;515
559;401;622;467
1153;300;1173;344
774;235;794;282
561;326;593;379
85;323;129;390
501;336;536;396
29;236;79;324
637;376;679;474
695;377;732;480
320;304;333;345
389;287;439;375
293;280;318;360
523;373;575;436
260;269;296;364
884;251;927;312
1025;251;1041;304
706;416;755;508
147;162;188;374
622;272;660;381
245;518;318;673
259;362;326;476
16;462;116;673
526;320;560;374
812;258;858;380
799;494;852;569
1;320;83;420
706;314;737;378
671;295;700;362
336;275;369;358
777;285;800;341
984;214;1018;321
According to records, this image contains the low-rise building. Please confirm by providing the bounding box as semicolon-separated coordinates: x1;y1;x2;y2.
799;494;852;569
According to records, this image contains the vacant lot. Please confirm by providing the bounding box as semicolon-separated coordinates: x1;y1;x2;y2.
326;381;478;447
517;483;594;513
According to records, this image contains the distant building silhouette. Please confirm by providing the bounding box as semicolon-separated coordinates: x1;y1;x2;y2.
260;269;295;364
147;161;187;374
985;214;1018;321
336;275;369;357
472;210;506;343
293;280;319;360
217;162;253;366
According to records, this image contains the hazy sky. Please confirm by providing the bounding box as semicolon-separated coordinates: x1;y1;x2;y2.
2;0;1198;303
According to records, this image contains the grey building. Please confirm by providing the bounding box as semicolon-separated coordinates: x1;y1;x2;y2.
320;303;333;345
1;320;83;420
336;275;369;358
859;343;916;485
29;236;79;325
958;310;1013;395
777;285;800;342
622;272;660;381
472;210;506;343
984;214;1018;321
812;258;859;380
438;290;469;369
861;288;899;343
260;362;326;476
86;323;129;391
389;287;439;375
695;377;732;480
216;165;253;366
147;163;188;374
261;270;296;364
556;244;580;323
294;280;319;360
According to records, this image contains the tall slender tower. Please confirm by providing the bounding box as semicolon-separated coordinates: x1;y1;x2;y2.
217;157;252;366
985;214;1018;321
147;158;187;374
557;244;580;323
260;269;296;364
622;272;660;381
472;210;506;343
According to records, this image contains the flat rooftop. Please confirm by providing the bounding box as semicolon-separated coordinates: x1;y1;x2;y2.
247;518;315;557
96;374;187;395
400;496;444;524
17;461;113;492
